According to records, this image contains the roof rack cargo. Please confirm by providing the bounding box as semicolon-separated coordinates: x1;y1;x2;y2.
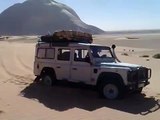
40;30;93;43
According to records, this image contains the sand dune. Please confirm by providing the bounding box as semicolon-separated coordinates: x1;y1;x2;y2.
0;34;160;120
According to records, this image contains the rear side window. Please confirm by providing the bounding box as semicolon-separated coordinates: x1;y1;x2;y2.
37;48;45;58
37;48;55;59
46;49;55;59
58;49;70;61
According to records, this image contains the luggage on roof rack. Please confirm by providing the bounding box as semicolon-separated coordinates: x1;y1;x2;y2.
40;31;93;43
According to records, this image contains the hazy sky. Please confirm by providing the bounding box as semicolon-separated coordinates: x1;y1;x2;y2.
0;0;160;31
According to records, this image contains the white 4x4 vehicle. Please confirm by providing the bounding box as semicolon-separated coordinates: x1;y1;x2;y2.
34;31;151;99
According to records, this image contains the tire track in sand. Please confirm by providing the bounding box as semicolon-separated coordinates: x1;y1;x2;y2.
0;110;4;114
0;59;33;85
16;55;32;71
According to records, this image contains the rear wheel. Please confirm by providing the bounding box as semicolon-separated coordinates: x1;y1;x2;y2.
34;76;41;83
42;72;56;86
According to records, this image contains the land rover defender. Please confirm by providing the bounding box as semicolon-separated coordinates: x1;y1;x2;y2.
34;31;151;99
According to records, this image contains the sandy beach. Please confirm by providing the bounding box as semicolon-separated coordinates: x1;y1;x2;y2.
0;33;160;120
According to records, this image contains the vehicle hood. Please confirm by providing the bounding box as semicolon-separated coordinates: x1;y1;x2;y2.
99;62;141;70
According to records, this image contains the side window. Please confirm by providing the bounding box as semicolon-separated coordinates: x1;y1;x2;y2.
74;49;89;62
58;49;70;61
46;49;55;59
37;48;45;58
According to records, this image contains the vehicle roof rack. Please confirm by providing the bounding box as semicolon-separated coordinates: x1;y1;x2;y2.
39;30;93;44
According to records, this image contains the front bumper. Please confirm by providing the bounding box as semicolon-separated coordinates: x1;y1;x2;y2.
127;81;150;91
127;68;151;90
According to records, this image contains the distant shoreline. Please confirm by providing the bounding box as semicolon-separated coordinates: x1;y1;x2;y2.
104;29;160;35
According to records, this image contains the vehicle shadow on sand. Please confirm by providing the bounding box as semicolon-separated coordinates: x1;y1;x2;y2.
20;81;160;115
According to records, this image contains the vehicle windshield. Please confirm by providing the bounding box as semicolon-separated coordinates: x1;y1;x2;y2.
90;46;115;63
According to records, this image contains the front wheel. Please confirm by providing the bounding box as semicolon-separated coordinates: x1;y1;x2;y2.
134;87;143;94
100;81;124;100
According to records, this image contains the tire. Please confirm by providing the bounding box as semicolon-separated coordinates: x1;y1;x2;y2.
34;76;41;83
134;87;143;94
99;81;124;100
42;72;56;86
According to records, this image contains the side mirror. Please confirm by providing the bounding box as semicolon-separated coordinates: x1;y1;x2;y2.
112;44;116;49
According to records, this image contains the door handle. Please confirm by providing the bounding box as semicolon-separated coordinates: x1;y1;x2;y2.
73;68;77;70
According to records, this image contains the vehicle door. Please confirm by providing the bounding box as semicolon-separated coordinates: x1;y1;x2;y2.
55;48;71;80
71;48;92;83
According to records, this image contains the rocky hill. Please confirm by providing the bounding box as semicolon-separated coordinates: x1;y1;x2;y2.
0;0;104;35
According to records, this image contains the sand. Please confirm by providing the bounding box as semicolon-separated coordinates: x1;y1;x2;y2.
0;34;160;120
